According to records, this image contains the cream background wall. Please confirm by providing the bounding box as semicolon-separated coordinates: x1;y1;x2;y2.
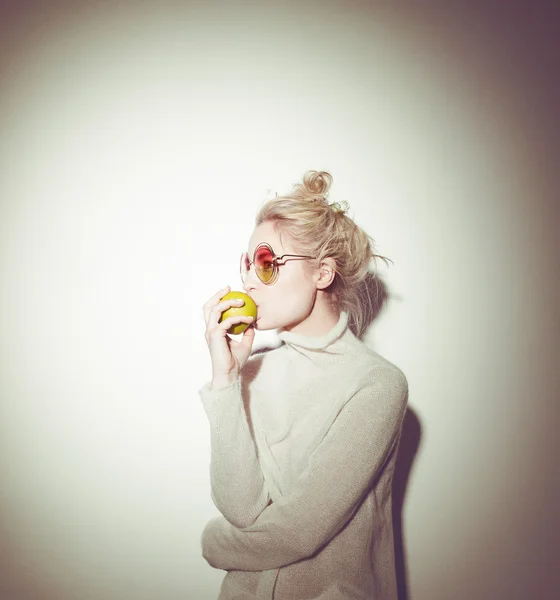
0;1;557;599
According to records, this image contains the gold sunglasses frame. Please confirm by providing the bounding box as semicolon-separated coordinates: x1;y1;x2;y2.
240;242;316;285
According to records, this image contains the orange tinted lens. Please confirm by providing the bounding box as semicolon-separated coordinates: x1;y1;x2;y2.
254;246;275;283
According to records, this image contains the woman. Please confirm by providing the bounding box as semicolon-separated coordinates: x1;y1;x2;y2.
199;171;408;599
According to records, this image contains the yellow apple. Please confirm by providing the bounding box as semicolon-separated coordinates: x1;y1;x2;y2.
219;291;258;335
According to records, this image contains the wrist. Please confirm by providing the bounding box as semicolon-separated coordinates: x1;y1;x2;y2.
210;372;239;391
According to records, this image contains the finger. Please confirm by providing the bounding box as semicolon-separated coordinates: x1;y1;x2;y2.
203;286;231;322
207;316;254;339
206;314;254;340
205;295;245;328
208;298;247;326
217;315;255;330
203;286;231;308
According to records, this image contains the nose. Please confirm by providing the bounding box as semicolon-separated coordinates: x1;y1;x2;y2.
242;265;260;293
242;277;256;294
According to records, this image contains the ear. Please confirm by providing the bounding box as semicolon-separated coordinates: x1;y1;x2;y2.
316;258;336;290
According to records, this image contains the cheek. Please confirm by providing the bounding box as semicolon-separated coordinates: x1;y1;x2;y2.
257;275;315;328
275;270;313;305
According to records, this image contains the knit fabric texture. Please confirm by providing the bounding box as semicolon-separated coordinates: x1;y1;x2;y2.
199;311;408;600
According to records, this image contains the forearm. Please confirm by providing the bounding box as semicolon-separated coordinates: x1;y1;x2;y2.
202;369;408;571
200;378;269;528
202;477;364;571
202;512;302;572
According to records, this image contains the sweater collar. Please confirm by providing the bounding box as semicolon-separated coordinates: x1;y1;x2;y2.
277;311;349;350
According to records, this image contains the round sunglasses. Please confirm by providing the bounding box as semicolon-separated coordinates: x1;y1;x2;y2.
240;242;316;285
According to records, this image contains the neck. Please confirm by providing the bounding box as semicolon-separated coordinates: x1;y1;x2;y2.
282;294;340;337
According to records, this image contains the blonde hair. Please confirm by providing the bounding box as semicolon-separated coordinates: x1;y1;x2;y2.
256;170;391;337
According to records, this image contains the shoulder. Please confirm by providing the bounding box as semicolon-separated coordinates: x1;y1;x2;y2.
346;335;408;391
366;353;408;391
328;350;408;439
350;345;409;411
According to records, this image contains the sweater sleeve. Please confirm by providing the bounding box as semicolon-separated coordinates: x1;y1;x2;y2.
199;377;270;529
201;366;408;571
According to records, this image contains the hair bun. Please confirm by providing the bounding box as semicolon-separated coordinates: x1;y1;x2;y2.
302;170;333;197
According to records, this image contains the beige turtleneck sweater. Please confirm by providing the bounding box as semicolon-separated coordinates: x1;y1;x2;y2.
199;311;408;599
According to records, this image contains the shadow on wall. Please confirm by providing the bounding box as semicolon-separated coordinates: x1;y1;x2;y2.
357;271;422;600
393;408;422;600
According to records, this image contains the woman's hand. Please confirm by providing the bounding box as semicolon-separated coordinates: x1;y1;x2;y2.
203;285;255;390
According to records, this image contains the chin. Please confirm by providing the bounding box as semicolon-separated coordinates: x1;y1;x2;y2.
255;307;308;332
254;316;280;332
254;318;272;331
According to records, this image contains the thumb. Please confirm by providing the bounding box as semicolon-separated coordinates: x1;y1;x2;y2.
240;324;255;352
